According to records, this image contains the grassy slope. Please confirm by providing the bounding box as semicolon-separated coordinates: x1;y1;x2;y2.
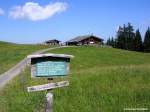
0;41;48;74
0;46;150;112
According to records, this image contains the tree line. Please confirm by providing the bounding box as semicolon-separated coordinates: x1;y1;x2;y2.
106;23;150;52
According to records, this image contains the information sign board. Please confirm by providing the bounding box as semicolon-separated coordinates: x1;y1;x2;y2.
27;53;74;78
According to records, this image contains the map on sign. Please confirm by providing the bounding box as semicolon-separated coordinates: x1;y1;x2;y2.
35;61;69;77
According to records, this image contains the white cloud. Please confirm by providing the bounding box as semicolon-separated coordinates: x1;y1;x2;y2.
9;2;68;21
0;8;4;15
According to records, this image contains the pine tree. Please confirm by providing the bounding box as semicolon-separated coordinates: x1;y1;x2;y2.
106;37;111;46
114;38;117;48
126;23;135;50
116;33;124;49
134;29;143;51
122;24;127;49
110;37;114;47
144;27;150;52
116;25;125;49
106;37;115;47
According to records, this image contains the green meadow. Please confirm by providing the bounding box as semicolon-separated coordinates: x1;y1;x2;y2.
0;46;150;112
0;41;49;74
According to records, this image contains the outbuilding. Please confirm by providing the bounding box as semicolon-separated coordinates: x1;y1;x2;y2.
44;39;61;45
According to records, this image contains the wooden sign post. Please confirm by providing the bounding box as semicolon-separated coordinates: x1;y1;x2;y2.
27;53;74;112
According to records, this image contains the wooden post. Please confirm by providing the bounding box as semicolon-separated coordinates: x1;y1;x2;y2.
45;78;53;112
45;92;53;112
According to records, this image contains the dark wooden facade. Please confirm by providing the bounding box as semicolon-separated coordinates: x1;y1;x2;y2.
66;35;103;46
79;36;102;45
44;39;60;45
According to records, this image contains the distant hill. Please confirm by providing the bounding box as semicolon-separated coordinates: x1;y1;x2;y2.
0;41;16;45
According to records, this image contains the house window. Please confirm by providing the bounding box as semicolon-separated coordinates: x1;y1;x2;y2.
89;41;94;44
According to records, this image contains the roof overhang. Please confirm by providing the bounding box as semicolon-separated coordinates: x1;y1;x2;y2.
27;53;74;59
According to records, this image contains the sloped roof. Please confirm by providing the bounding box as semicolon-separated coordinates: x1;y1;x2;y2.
45;39;61;43
66;35;103;43
27;53;74;59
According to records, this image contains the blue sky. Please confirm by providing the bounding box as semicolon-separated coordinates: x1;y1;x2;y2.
0;0;150;43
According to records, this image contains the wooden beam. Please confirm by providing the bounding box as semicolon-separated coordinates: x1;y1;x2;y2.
27;81;69;92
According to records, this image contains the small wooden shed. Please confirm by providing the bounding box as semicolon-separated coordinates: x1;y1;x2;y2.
44;39;61;45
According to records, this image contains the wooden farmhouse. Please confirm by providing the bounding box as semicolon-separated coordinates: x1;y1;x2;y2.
44;39;61;45
66;35;103;46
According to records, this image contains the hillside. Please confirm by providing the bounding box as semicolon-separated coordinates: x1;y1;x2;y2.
50;46;150;70
0;46;150;112
0;41;48;74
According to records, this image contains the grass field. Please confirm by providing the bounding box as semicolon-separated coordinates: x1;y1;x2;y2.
0;46;150;112
0;41;49;74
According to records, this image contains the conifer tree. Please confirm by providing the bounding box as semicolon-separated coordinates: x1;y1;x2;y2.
106;37;115;47
134;29;143;51
116;25;125;49
106;37;111;45
126;23;135;50
144;27;150;52
116;23;135;50
110;37;114;47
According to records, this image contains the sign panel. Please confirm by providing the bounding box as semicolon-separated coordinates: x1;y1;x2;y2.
28;53;74;78
27;81;69;92
34;61;69;77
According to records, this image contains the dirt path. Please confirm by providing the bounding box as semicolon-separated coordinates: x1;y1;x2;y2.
0;46;69;89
